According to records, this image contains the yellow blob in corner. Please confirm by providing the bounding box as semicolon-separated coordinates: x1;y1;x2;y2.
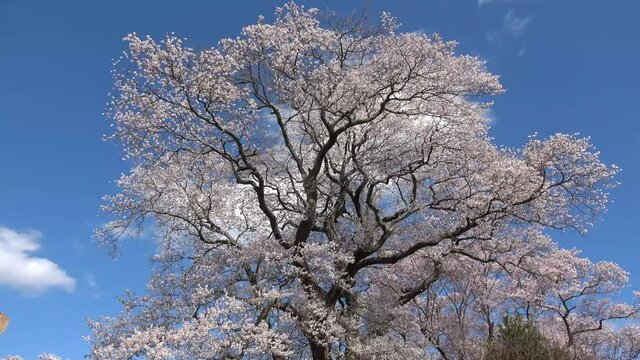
0;312;9;334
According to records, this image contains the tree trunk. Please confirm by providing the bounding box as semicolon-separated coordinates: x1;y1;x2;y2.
310;340;330;360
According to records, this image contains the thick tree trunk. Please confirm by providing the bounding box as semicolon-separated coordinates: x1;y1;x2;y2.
310;340;330;360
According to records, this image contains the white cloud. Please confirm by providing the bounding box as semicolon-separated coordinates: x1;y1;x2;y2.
504;10;533;37
0;226;76;295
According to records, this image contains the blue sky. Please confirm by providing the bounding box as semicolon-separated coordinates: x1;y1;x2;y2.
0;0;638;358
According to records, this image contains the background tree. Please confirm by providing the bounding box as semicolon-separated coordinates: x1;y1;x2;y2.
90;2;638;359
485;316;570;360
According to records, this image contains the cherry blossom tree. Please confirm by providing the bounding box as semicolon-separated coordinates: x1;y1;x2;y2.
90;2;638;359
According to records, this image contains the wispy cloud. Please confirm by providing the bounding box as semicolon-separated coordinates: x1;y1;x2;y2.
485;9;534;56
486;31;501;45
483;108;497;126
503;10;533;37
478;0;511;6
517;46;527;56
71;238;85;254
479;0;537;7
478;0;496;6
0;226;76;295
84;272;101;298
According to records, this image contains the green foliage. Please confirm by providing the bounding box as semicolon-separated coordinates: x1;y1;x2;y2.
485;316;571;360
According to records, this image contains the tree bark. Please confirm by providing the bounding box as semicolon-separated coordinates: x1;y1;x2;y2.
309;340;330;360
